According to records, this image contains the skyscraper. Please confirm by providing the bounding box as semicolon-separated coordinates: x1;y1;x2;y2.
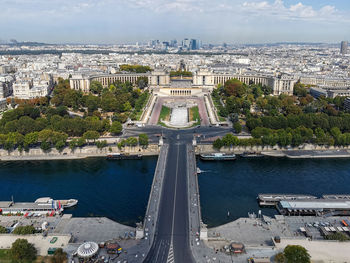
341;41;348;55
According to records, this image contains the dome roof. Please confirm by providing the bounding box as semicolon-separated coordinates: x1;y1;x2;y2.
77;242;99;258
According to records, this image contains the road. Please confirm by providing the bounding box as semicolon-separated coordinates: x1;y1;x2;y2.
144;139;195;263
122;125;233;143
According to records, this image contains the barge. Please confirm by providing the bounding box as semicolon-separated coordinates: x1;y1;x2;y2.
107;153;142;160
258;194;317;206
277;199;350;216
322;195;350;200
35;197;78;208
0;197;78;215
240;152;264;158
0;200;62;215
199;153;236;161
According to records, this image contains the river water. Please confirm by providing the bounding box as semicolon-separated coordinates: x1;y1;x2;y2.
0;157;156;227
1;156;350;228
198;157;350;227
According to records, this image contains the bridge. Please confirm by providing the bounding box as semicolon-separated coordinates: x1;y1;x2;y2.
116;126;231;262
138;128;205;262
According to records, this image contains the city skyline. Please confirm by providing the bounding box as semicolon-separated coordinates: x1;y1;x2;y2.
1;0;350;44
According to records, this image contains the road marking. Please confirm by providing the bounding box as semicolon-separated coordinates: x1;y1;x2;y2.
170;144;180;261
154;239;164;262
167;242;174;263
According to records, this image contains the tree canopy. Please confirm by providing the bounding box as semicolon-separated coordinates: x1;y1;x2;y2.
283;245;310;263
10;239;37;263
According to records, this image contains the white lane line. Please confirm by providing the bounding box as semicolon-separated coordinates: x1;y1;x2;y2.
170;144;180;261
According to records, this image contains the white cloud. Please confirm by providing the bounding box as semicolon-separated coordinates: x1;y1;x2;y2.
241;0;345;22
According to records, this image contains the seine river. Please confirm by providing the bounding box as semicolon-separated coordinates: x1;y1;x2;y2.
0;157;157;226
198;157;350;227
1;156;350;227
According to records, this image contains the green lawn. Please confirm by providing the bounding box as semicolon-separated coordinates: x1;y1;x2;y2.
0;249;11;262
189;106;201;126
158;106;171;124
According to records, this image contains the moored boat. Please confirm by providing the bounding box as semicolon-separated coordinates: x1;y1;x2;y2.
240;152;264;158
199;153;236;161
107;153;142;160
35;197;78;208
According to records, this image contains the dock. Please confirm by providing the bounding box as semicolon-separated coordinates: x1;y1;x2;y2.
277;199;350;216
322;194;350;200
258;194;317;206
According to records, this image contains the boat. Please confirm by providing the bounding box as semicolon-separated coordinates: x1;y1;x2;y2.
107;153;142;160
196;167;202;174
0;199;63;215
199;153;236;161
257;194;317;207
240;152;264;158
35;197;78;208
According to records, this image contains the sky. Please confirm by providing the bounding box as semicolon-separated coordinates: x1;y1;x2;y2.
0;0;349;44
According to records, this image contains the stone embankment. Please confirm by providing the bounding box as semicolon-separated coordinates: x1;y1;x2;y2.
196;144;350;159
3;143;350;161
0;144;160;161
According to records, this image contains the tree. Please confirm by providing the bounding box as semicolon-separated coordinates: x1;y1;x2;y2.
13;226;36;235
123;101;132;112
274;252;285;263
213;138;223;150
95;140;107;149
84;94;100;113
55;140;66;151
136;77;148;89
83;131;100;144
252;85;263;98
283;245;310;263
233;122;242;133
224;79;246;97
293;82;308;97
110;121;123;135
0;225;7;233
90;81;103;95
126;137;138;147
23;132;39;149
40;141;51;151
10;239;37;263
325;232;350;241
50;248;67;263
139;134;149;147
222;133;239;147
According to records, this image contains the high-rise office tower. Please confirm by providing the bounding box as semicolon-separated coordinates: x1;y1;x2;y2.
341;41;348;55
182;38;190;49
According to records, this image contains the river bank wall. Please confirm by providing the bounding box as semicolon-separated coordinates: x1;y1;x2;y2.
2;143;350;161
0;144;160;161
196;144;350;158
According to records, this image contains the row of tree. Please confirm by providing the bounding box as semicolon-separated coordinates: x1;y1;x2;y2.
9;238;67;263
246;113;350;134
117;134;149;149
119;64;152;73
52;79;145;114
213;124;350;148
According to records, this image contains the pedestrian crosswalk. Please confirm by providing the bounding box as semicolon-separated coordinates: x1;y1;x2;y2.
167;242;174;263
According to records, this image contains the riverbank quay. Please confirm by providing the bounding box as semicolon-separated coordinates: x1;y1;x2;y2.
266;149;350;159
0;213;142;261
0;144;160;161
5;142;350;161
196;144;350;159
204;215;350;262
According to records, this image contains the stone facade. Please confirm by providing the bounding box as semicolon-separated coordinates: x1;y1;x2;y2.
70;69;297;97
